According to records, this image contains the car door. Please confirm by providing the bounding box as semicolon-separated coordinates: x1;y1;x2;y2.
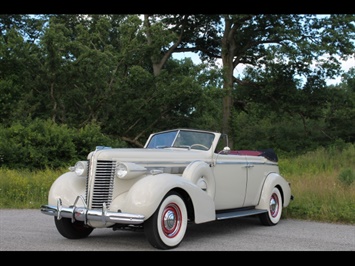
243;155;270;206
211;153;248;210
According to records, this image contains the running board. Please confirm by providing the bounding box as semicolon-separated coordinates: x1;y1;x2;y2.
216;209;267;220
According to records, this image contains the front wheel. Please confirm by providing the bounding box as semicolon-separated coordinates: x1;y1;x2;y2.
144;191;188;250
54;217;94;239
259;187;282;226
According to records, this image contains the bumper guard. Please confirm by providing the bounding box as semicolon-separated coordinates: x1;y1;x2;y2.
40;196;145;225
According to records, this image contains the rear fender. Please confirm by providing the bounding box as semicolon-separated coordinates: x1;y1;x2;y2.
256;172;292;210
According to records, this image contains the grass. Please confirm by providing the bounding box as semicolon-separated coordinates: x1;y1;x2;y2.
1;143;354;225
0;167;64;209
279;143;355;224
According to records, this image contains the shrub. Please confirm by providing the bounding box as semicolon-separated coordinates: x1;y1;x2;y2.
72;121;127;159
0;119;127;170
0;118;76;169
338;168;355;186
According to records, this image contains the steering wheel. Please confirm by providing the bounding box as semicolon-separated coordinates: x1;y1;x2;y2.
190;144;209;150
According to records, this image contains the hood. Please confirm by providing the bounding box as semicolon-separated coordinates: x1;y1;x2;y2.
88;147;212;164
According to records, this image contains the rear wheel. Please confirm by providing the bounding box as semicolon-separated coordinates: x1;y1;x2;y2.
54;217;94;239
259;187;282;226
144;191;188;250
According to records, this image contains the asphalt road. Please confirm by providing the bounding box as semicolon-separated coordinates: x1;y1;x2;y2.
0;209;354;251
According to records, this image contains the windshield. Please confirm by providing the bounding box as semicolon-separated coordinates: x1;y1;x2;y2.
146;130;215;150
146;130;178;148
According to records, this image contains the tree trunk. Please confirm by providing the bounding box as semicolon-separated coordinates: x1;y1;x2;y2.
221;18;237;148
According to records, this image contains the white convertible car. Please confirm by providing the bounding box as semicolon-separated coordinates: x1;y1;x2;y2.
41;128;293;250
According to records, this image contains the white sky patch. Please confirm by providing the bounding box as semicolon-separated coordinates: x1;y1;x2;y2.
327;56;355;85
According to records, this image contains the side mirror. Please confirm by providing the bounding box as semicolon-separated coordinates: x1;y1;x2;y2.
221;146;231;154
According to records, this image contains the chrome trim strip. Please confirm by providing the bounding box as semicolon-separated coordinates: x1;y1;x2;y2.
216;161;277;166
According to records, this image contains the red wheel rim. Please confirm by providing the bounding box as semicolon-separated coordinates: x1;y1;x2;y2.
270;193;280;218
161;203;182;238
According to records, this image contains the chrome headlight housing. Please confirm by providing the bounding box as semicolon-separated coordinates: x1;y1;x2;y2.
116;163;128;178
115;162;147;179
69;161;88;176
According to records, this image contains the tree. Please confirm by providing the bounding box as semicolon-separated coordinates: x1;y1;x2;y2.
143;14;222;77
217;14;355;147
35;15;212;146
324;67;355;142
2;14;355;150
0;14;47;125
141;14;355;148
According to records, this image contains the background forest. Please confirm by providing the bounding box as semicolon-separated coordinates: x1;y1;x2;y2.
1;14;355;170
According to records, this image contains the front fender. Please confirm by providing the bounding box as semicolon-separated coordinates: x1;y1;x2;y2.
256;172;292;210
119;173;216;223
47;171;86;206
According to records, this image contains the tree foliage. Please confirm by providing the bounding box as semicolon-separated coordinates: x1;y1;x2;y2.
139;14;355;147
0;14;355;169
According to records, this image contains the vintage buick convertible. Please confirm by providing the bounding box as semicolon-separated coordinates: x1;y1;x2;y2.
41;128;293;250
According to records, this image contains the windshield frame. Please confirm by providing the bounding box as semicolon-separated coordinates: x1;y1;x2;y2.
145;129;216;151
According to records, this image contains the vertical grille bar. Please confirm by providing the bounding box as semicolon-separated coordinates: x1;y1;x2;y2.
85;160;90;203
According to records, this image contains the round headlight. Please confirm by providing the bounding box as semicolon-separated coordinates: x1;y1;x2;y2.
116;163;128;178
74;161;88;176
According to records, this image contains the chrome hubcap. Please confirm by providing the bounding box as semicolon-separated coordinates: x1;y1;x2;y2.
270;194;279;217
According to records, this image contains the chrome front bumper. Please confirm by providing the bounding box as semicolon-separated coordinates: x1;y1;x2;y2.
40;196;145;225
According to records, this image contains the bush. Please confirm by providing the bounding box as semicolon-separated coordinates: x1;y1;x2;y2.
0;119;76;169
0;118;127;170
72;122;127;159
338;168;355;186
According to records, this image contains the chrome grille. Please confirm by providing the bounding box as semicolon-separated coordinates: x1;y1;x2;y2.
91;160;116;209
